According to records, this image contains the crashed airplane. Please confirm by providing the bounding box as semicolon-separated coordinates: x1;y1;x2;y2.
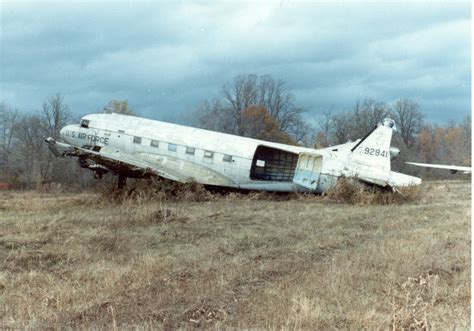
46;113;421;192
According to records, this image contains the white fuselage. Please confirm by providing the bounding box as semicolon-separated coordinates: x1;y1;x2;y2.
59;113;421;192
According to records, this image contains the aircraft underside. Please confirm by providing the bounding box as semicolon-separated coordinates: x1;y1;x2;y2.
76;148;339;193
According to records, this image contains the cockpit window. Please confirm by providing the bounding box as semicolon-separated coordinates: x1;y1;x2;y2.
80;119;90;128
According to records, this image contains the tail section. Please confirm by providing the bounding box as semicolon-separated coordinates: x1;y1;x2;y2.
349;118;395;170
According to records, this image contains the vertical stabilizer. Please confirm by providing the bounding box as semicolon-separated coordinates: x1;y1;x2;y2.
349;118;395;170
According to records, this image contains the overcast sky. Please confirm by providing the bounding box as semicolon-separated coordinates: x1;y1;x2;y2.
0;1;471;124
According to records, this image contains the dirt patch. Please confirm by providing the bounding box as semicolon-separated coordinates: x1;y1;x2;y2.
4;251;69;273
183;300;229;327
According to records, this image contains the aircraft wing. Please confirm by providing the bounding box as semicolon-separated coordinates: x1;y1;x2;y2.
406;162;471;174
45;138;184;182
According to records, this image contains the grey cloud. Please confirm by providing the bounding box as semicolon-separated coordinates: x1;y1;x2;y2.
0;2;470;123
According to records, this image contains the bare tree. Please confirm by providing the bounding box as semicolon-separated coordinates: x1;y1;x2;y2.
197;74;310;143
42;94;73;139
329;99;391;144
41;94;77;185
257;75;306;138
196;99;237;134
331;111;352;144
315;109;334;147
391;98;423;148
219;74;259;135
13;114;46;188
351;99;390;139
0;102;19;180
7;94;77;188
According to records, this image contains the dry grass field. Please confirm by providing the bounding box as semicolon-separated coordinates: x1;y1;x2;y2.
0;180;470;329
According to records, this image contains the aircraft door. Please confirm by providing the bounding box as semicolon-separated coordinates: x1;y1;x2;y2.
293;153;323;191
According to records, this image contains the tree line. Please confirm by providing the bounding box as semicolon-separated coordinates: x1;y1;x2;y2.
0;74;470;189
313;98;471;177
0;97;135;189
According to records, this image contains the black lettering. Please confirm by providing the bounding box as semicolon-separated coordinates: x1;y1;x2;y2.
74;132;109;145
363;147;389;157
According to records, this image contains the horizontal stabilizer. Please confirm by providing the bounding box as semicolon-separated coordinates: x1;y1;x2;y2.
406;162;471;174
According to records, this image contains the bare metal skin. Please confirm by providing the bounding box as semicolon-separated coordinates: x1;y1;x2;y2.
46;114;421;192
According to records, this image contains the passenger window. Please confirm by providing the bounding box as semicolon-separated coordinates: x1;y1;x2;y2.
133;136;142;144
186;147;195;155
168;143;177;152
223;154;233;162
80;119;89;128
204;151;214;159
150;140;159;148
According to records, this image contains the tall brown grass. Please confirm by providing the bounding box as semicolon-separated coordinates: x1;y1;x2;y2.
325;177;422;205
97;177;422;206
95;178;215;204
0;180;470;329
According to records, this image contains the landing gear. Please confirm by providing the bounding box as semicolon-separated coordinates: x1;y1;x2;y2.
79;157;90;169
92;168;108;180
118;174;127;189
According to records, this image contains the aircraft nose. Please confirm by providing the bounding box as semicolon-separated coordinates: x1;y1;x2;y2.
60;125;75;141
60;126;67;140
